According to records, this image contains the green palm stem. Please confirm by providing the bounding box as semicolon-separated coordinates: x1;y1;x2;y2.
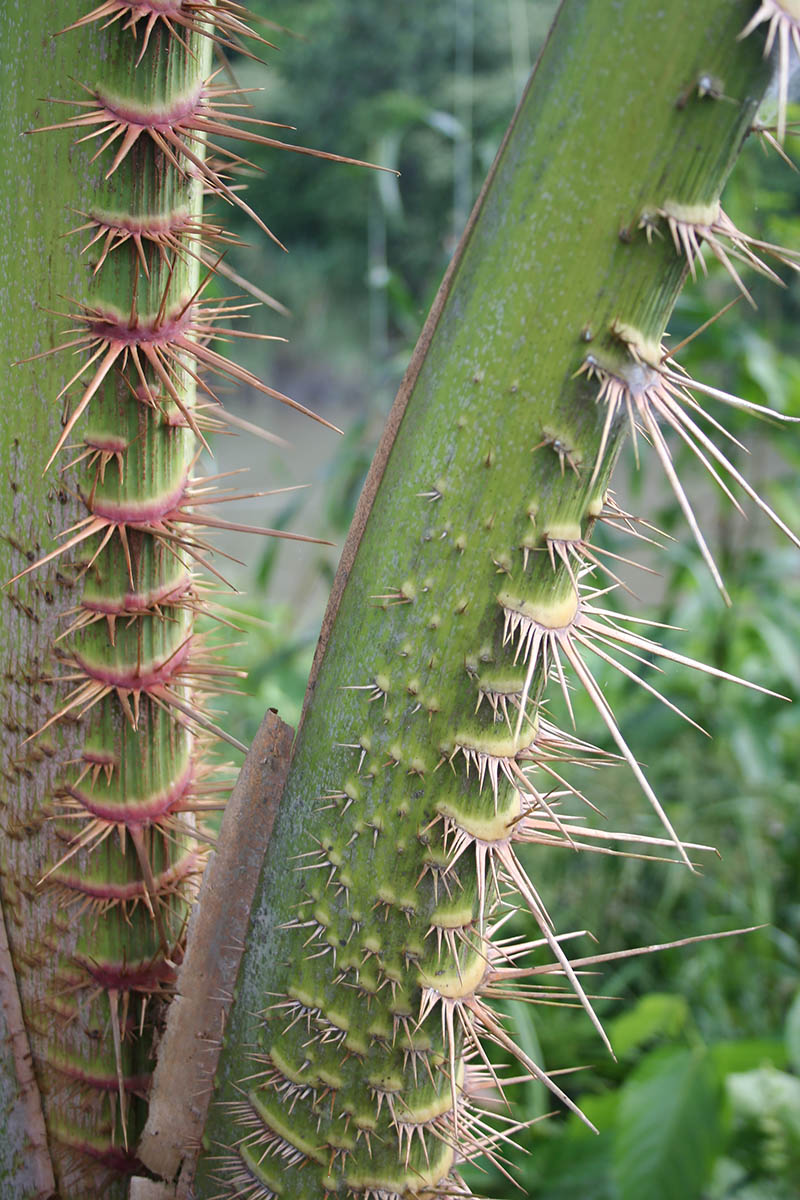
193;3;774;1199
2;2;385;1190
1;3;222;1192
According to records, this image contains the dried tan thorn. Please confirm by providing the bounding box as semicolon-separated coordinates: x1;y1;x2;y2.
740;1;800;143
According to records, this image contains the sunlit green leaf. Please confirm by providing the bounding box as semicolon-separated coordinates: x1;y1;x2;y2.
609;993;690;1059
614;1047;721;1200
785;991;800;1074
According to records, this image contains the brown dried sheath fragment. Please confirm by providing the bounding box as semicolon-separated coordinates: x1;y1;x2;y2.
138;709;294;1194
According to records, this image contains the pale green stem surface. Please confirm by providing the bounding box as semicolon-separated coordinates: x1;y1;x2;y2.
196;3;769;1198
0;3;212;1195
1;5;107;1194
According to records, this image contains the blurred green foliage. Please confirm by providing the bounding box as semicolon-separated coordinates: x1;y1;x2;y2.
206;3;800;1195
219;0;557;391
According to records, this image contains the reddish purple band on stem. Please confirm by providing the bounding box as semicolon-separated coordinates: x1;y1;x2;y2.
79;957;177;993
97;84;204;132
119;0;187;16
51;1134;140;1177
49;1058;150;1097
63;763;194;826
80;748;118;767
89;207;192;237
73;635;193;690
89;306;193;346
90;477;189;524
81;573;193;614
57;850;199;903
84;433;129;453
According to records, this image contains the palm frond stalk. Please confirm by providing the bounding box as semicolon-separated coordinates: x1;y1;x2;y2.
189;4;792;1199
0;3;338;1194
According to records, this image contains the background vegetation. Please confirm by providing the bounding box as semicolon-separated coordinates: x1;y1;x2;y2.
201;3;800;1195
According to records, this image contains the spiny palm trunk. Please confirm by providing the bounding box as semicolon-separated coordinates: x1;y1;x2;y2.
191;3;789;1199
0;3;330;1194
1;4;216;1191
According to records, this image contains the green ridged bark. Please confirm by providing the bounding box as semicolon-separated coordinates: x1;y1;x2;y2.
2;7;108;1194
1;4;216;1194
195;4;773;1199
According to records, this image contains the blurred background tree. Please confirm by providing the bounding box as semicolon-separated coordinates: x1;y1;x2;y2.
200;3;800;1196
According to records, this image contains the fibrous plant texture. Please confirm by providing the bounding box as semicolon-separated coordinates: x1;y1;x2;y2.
193;3;795;1199
0;3;360;1195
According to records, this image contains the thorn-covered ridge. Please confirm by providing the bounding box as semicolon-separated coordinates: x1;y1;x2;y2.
194;6;796;1197
6;3;342;1191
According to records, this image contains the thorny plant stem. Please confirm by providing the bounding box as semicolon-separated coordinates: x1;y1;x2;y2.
0;2;343;1194
194;4;785;1200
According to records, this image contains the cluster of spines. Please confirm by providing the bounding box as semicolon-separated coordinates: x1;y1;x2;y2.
202;10;800;1200
214;557;741;1196
8;2;355;1191
740;1;800;141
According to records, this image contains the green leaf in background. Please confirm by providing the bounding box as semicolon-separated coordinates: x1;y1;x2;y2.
609;993;690;1059
709;1038;787;1078
725;1068;800;1184
524;1130;616;1200
570;1090;622;1142
709;1157;799;1200
785;990;800;1075
506;1000;548;1120
726;1068;800;1141
613;1047;721;1200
